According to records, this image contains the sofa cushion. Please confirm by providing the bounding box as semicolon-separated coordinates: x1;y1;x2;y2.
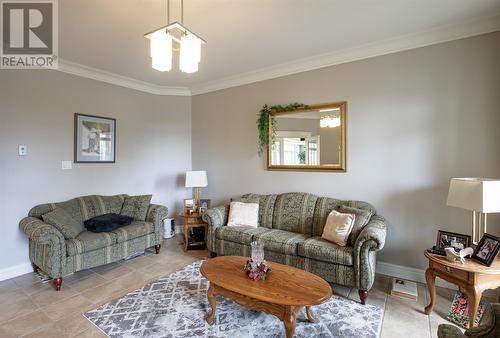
113;221;155;243
298;237;354;266
216;226;271;245
312;197;342;237
272;193;318;234
42;208;84;239
238;194;278;228
120;195;152;221
338;205;374;246
321;210;355;246
253;229;310;255
227;202;259;227
66;231;117;256
28;195;127;222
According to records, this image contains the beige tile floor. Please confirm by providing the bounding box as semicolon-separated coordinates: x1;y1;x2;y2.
0;237;473;338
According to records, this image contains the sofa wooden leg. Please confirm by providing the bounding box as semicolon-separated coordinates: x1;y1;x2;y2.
54;277;63;291
154;244;161;254
31;262;39;273
210;251;217;258
359;290;368;305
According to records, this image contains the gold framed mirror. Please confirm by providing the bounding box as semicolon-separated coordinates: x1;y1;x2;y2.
267;102;347;171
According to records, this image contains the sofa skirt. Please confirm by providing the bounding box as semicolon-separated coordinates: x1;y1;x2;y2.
30;233;160;278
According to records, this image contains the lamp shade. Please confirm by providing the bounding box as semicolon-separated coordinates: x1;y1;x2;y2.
150;30;172;72
447;178;500;213
185;171;207;188
179;33;201;74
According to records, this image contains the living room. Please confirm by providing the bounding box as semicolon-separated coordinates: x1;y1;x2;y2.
1;0;500;337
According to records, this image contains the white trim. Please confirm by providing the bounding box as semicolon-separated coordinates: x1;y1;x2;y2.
190;13;500;95
0;262;33;282
377;260;499;299
57;60;191;96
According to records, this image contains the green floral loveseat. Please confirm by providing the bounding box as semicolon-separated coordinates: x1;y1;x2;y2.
19;194;167;290
202;192;387;304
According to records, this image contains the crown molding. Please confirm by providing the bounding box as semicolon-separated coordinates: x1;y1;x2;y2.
57;60;191;96
190;13;500;95
53;14;500;97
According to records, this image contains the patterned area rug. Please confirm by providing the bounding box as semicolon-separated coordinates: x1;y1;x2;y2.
84;261;383;338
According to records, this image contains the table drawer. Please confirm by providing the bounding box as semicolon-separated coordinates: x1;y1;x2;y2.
433;263;470;282
185;217;203;224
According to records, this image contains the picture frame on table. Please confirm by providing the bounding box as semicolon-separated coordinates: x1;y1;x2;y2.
472;233;500;266
184;199;194;214
74;113;116;163
198;199;211;214
435;230;472;253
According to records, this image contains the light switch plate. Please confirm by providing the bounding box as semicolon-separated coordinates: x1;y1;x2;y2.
18;145;27;156
62;161;72;170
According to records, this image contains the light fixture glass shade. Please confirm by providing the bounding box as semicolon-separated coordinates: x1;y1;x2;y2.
320;116;341;128
150;30;172;72
447;178;500;213
179;33;201;73
185;170;208;188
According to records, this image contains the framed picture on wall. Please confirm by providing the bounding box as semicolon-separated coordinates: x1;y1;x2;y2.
74;113;116;163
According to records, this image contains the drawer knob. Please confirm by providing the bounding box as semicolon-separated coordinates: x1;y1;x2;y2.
445;266;453;273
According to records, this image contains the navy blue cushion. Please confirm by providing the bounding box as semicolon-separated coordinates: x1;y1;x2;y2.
84;213;133;232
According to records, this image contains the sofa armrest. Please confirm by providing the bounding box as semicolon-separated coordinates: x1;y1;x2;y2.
146;204;168;241
353;214;387;291
437;325;467;338
20;217;66;247
202;205;230;252
464;303;497;338
354;214;387;253
19;217;67;277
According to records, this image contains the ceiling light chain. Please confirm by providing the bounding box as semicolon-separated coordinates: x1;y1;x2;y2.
146;0;204;73
167;0;170;25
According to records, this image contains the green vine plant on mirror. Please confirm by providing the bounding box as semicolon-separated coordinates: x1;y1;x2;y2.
257;102;347;172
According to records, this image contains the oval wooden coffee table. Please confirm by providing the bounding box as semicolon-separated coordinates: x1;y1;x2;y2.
200;256;332;338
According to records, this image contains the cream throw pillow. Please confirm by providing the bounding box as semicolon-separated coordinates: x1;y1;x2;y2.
321;210;356;246
227;202;259;228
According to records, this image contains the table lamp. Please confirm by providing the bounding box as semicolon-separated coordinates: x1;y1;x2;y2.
447;178;500;244
185;170;208;211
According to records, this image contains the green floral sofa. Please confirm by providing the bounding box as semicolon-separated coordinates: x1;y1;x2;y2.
202;192;387;304
19;194;167;290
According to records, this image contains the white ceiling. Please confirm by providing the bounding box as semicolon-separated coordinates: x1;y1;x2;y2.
58;0;500;94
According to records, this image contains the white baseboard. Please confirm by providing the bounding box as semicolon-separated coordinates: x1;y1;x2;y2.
376;260;499;299
0;262;33;282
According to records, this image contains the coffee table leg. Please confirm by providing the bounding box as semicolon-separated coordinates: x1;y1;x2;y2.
305;306;316;323
284;306;297;338
206;283;217;325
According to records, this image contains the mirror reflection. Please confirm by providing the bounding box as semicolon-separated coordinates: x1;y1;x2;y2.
268;102;346;171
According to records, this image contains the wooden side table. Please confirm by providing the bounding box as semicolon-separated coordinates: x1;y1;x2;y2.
181;212;208;251
424;251;500;328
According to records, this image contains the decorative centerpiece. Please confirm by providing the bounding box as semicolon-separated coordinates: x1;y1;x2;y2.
245;241;271;281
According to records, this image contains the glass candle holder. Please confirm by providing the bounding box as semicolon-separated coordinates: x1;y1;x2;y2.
251;241;264;264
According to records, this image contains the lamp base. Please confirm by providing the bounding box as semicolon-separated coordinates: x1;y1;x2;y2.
193;187;202;211
472;211;487;245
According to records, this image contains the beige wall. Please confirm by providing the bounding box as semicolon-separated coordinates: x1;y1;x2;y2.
192;32;500;270
0;71;192;272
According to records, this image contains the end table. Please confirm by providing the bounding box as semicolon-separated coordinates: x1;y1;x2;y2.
424;251;500;328
180;212;208;251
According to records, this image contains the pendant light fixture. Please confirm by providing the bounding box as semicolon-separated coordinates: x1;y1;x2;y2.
144;0;205;73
